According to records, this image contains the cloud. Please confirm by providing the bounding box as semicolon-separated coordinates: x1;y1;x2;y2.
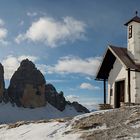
2;55;20;80
47;79;66;83
47;56;101;76
82;102;99;110
0;19;8;45
18;55;38;62
79;97;103;110
0;19;5;26
85;76;92;80
15;16;86;47
19;21;24;26
80;82;100;90
1;55;44;80
66;95;79;102
27;12;38;17
36;64;48;75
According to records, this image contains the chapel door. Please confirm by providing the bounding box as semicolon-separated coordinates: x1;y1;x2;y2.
115;80;125;108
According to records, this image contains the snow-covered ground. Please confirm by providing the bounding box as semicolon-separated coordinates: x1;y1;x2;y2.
0;102;83;124
0;121;81;140
1;106;140;140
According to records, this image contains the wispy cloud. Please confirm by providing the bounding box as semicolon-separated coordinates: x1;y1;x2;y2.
47;56;101;76
27;12;38;17
0;19;5;26
47;79;66;83
2;55;47;80
0;19;8;46
19;20;24;26
15;16;86;47
80;82;100;90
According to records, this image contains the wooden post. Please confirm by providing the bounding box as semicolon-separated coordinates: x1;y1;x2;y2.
104;79;106;104
128;68;131;105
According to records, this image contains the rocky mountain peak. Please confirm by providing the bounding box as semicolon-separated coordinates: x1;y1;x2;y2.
8;59;46;108
20;59;35;70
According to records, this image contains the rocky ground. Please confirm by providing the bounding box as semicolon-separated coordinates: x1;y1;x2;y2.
71;105;140;140
1;105;140;140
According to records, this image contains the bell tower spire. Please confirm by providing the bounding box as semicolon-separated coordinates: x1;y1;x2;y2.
125;11;140;63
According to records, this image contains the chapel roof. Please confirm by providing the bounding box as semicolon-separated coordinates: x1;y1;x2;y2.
96;45;140;80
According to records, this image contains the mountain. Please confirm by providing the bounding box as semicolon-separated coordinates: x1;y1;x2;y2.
0;105;140;139
0;59;89;124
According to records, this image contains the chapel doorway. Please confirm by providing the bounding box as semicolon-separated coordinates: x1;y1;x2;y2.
115;80;125;108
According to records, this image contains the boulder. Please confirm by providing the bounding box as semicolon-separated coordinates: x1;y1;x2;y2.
0;63;5;102
8;59;46;108
45;84;66;111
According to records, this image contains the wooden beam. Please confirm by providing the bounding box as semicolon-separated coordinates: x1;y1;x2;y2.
128;68;131;104
104;79;106;104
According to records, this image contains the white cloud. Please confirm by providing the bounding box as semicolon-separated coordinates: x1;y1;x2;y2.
2;55;20;80
2;55;43;80
47;56;101;76
66;95;79;102
36;64;48;75
80;82;100;90
15;16;86;47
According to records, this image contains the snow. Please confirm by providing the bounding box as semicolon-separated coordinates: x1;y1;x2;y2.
0;102;82;124
0;121;81;140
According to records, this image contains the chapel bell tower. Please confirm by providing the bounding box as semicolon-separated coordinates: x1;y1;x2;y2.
125;11;140;63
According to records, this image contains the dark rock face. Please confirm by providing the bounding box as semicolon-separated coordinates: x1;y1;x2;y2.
8;59;46;108
45;84;66;111
71;102;90;113
45;84;90;113
0;63;5;102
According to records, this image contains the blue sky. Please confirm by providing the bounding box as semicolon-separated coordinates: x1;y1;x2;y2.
0;0;139;110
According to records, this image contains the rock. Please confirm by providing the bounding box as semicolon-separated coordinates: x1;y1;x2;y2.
45;84;66;111
71;101;90;113
45;84;89;112
0;63;5;102
8;59;46;108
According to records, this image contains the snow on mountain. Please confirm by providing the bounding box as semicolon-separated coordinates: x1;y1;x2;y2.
0;102;83;124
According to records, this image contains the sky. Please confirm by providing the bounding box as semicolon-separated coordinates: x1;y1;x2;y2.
0;0;139;110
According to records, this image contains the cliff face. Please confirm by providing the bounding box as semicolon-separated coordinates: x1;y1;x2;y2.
8;59;46;108
0;63;5;102
45;84;66;111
